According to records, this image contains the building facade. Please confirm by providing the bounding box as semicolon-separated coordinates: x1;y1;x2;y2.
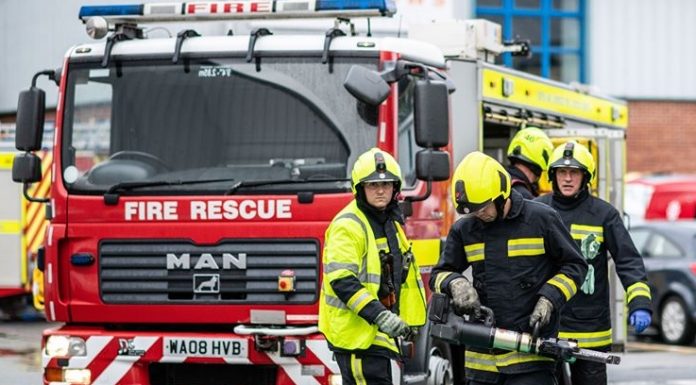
1;0;694;172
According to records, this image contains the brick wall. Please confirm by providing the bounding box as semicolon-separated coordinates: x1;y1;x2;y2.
627;100;696;173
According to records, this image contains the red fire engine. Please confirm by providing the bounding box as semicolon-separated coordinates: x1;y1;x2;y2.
12;2;452;384
12;2;631;384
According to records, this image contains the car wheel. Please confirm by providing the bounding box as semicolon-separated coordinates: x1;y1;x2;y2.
660;295;696;345
427;340;454;385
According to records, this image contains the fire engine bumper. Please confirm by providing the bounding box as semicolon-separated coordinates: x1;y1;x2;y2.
41;325;338;385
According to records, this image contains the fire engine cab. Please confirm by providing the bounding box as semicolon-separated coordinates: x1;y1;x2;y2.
11;1;630;385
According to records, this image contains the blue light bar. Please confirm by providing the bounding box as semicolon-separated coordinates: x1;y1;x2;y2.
316;0;396;14
78;1;397;23
79;4;143;19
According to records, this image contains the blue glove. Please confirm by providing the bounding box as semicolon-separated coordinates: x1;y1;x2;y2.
629;309;651;333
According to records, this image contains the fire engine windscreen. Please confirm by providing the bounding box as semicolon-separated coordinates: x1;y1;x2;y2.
62;58;380;193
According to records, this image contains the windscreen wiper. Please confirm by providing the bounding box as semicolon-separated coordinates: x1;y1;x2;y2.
224;178;350;195
104;177;238;205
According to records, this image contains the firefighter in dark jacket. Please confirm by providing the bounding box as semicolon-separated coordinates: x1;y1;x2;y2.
431;151;587;385
319;148;427;385
506;126;555;199
535;141;652;385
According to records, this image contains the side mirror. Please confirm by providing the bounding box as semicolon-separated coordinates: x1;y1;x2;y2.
414;80;449;148
16;87;46;151
416;150;450;182
12;152;42;184
344;65;390;106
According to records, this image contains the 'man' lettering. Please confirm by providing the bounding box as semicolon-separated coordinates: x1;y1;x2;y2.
167;253;247;270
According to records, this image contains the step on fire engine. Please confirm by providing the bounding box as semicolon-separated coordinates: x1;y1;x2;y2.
12;1;629;385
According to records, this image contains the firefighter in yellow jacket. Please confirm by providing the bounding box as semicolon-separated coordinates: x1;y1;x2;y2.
535;141;652;385
431;151;587;385
319;148;427;385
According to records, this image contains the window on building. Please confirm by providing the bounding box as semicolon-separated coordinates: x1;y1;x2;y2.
476;0;585;83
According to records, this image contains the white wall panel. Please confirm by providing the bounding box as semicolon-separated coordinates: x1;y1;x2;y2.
589;0;696;99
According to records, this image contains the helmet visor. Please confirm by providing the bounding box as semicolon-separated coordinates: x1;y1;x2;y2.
456;198;493;215
359;170;401;184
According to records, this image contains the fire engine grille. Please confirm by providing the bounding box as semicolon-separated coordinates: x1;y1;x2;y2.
99;240;319;304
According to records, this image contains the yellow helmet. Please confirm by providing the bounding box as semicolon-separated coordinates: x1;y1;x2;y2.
548;141;596;186
507;127;554;175
350;148;403;195
451;151;511;215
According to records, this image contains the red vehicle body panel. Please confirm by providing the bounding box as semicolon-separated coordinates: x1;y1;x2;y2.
39;49;449;385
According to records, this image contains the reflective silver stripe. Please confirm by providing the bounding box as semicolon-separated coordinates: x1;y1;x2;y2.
558;329;612;348
495;351;553;366
325;262;359;274
366;273;381;285
324;293;348;309
465;243;485;262
507;238;545;257
360;256;368;283
508;243;543;251
415;274;425;290
548;274;576;300
571;229;602;238
627;282;652;302
336;213;368;238
374;334;396;346
434;272;452;293
336;212;369;282
347;290;373;312
570;224;604;242
464;351;499;372
376;237;388;250
571;334;611;345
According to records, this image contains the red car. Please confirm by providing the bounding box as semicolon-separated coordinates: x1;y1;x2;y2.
626;175;696;221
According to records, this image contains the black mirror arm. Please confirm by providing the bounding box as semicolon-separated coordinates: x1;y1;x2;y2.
23;182;49;203
31;70;57;88
405;180;432;203
379;61;429;84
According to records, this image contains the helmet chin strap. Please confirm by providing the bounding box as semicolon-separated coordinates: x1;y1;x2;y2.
494;196;507;221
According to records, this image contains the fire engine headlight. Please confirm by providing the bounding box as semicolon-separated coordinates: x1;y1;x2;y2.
328;374;343;385
64;368;91;384
46;368;91;385
45;336;87;357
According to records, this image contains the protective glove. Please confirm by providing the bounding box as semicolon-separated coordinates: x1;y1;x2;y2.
629;309;651;333
403;327;418;341
374;310;410;338
529;296;554;328
449;278;480;317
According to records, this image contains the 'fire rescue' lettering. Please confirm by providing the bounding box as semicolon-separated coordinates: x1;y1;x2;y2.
123;199;292;221
190;199;291;220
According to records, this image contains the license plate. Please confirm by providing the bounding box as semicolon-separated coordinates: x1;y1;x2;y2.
163;337;248;358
